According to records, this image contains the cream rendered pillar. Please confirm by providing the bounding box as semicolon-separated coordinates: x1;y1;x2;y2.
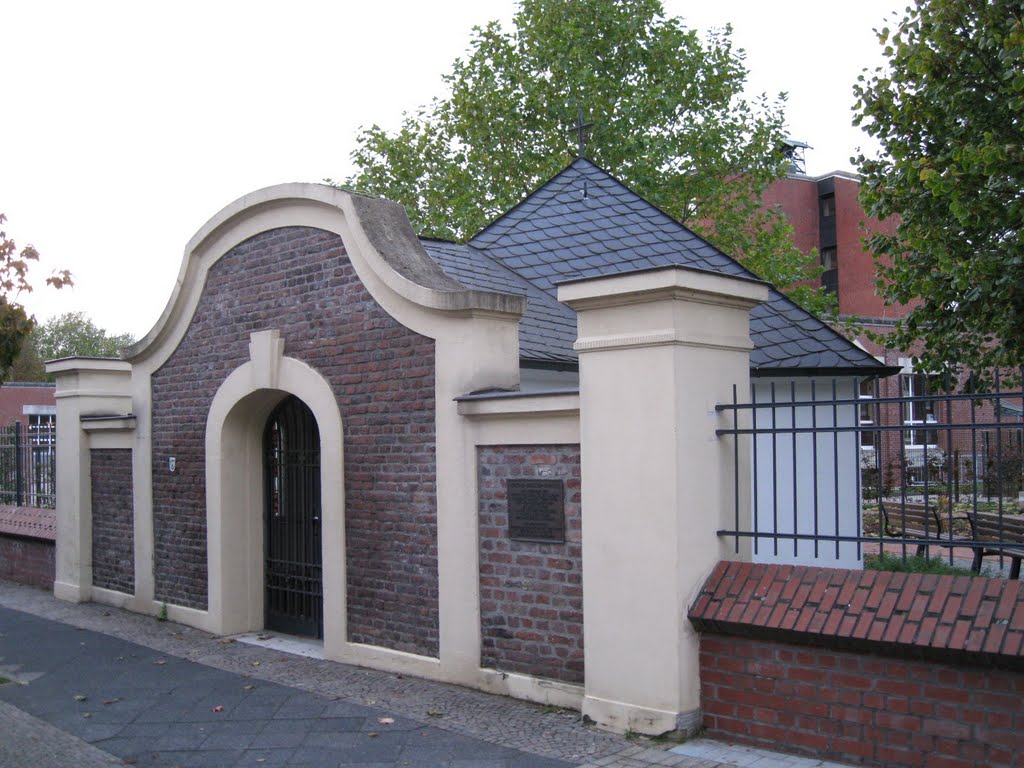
559;265;768;736
47;358;133;603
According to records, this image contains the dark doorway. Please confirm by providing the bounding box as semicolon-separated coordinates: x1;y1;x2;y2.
263;395;322;638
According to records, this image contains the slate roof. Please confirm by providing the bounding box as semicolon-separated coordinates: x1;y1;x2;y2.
423;158;889;375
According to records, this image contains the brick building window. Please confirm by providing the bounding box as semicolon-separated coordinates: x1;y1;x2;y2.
821;247;838;294
858;379;876;450
901;373;938;447
26;412;56;508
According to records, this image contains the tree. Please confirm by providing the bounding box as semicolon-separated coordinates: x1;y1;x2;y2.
347;0;832;314
7;312;135;383
0;213;71;380
853;0;1024;384
6;341;46;383
31;312;135;364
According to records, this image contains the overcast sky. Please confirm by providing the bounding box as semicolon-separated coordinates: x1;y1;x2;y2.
2;0;900;340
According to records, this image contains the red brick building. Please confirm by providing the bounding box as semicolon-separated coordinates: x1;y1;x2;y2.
765;168;1023;494
0;382;56;429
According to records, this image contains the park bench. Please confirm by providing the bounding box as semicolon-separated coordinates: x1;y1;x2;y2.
965;510;1024;580
879;501;953;557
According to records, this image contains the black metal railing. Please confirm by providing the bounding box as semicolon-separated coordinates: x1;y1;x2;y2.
716;375;1024;573
0;420;57;509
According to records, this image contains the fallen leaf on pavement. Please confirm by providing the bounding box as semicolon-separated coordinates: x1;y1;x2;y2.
367;732;379;738
102;698;120;705
219;638;236;645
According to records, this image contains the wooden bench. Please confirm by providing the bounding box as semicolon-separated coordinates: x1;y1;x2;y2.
879;501;952;556
965;511;1024;579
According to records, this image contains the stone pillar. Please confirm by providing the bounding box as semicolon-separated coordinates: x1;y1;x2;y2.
558;265;768;736
47;358;133;603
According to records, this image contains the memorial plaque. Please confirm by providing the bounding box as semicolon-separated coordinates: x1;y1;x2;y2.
507;479;565;543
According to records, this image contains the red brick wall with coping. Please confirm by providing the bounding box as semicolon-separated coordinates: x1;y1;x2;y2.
690;561;1024;768
478;444;583;683
0;505;55;589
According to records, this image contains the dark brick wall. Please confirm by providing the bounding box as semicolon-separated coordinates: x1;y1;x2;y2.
691;562;1024;768
90;448;134;594
0;535;54;588
150;227;439;656
478;445;583;683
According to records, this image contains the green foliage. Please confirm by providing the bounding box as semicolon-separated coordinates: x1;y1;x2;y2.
0;213;72;381
347;0;834;315
31;311;135;364
6;340;46;382
853;1;1024;384
864;552;978;577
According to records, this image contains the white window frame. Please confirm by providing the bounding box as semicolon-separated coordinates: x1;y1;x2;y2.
899;368;938;449
858;378;876;451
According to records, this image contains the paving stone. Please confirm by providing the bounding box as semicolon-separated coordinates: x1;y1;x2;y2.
0;580;855;768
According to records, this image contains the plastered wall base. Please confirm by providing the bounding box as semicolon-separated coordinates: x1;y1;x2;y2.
53;580;89;603
582;694;683;736
476;669;583;711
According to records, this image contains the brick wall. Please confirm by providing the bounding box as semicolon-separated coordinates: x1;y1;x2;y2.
0;536;53;588
478;445;583;684
90;449;134;594
150;227;439;656
691;562;1024;768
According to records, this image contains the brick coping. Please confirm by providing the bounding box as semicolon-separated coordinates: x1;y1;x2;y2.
689;561;1024;669
0;505;56;541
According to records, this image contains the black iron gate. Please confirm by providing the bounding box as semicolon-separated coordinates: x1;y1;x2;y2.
263;395;323;638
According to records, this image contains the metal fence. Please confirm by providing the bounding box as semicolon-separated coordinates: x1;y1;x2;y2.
716;375;1024;573
0;418;57;509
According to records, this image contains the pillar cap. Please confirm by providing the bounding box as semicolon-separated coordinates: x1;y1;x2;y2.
557;264;770;311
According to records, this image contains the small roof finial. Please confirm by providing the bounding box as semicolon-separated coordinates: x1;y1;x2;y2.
569;107;595;158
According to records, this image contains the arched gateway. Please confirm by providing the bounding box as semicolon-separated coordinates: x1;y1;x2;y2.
263;395;322;638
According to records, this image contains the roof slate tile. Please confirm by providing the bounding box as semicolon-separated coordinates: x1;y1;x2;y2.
426;159;888;374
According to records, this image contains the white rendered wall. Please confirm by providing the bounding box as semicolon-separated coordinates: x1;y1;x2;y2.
749;377;862;569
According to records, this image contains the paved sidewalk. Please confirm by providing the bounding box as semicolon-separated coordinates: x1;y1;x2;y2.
0;580;847;768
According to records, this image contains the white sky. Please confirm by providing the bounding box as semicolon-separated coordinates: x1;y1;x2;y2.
2;0;900;339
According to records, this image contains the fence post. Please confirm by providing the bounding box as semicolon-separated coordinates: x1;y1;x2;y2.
13;421;22;507
559;266;767;736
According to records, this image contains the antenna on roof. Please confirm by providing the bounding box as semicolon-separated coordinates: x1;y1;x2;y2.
568;107;594;159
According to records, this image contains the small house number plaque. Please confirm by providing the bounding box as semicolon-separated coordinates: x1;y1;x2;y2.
507;479;565;543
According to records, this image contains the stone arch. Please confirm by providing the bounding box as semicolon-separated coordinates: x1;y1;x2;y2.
205;330;345;646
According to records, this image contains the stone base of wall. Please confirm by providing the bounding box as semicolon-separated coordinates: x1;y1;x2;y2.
0;536;54;589
690;562;1024;768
